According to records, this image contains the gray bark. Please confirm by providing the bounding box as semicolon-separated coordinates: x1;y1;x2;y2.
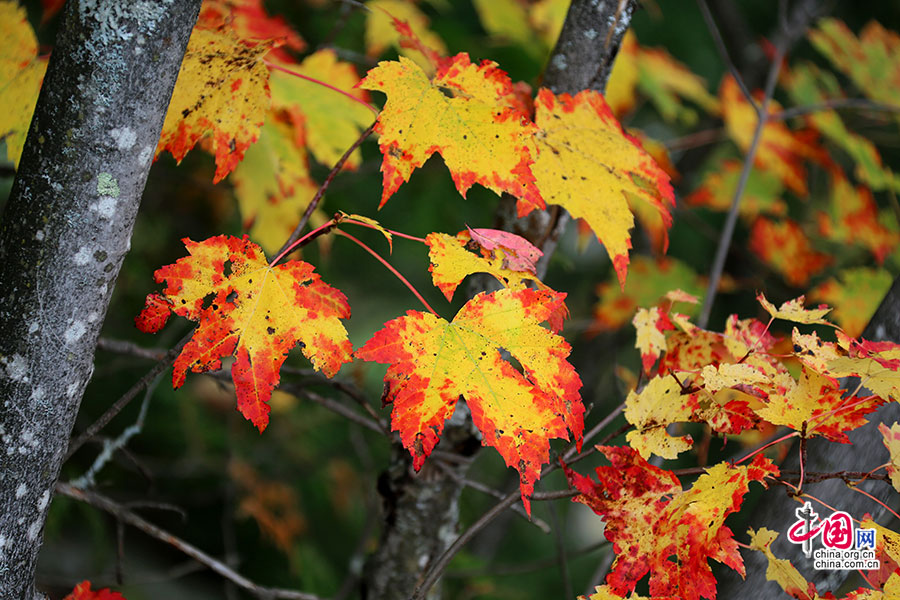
717;276;900;598
361;2;637;599
0;2;200;598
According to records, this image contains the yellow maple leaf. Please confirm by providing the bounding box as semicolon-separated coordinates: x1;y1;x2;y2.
756;367;881;442
811;268;894;338
360;54;543;211
425;231;545;301
529;0;569;49
632;306;673;374
624;374;694;460
365;0;447;72
748;528;819;600
356;288;583;514
231;114;319;254
879;423;900;492
531;88;674;286
157;27;273;183
472;0;538;56
0;1;48;167
270;49;373;169
792;328;842;375
757;292;832;325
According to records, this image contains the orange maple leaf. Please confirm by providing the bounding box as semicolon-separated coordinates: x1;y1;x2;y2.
63;581;126;600
749;217;831;287
720;75;825;196
199;0;306;59
567;447;778;600
156;26;274;183
356;288;583;514
359;53;543;211
136;235;352;431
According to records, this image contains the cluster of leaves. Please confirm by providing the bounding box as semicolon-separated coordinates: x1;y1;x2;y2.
4;0;900;599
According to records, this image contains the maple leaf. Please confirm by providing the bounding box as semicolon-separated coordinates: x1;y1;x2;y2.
590;256;704;333
472;0;540;57
529;0;568;49
686;158;786;220
811;268;894;338
137;235;352;431
0;0;48;167
230;113;319;254
720;75;825;196
756;367;882;442
749;217;831;287
531;88;675;286
365;0;447;72
879;423;900;492
359;53;543;211
816;170;900;264
269;49;373;169
63;581;126;600
156;26;273;183
426;231;545;301
566;446;778;600
356;288;583;514
809;19;900;112
792;328;843;375
199;0;306;59
606;30;719;124
623;374;693;459
757;293;832;325
632;306;675;374
230;459;306;553
782;62;900;193
749;526;899;599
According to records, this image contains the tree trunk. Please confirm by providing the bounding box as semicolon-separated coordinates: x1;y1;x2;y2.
0;2;200;598
361;2;636;598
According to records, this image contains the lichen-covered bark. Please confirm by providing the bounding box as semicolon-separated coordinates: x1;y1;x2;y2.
0;2;200;598
361;2;636;598
717;276;900;598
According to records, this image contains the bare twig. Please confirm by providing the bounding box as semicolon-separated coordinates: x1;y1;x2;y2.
698;17;789;328
270;382;389;435
272;122;377;262
69;375;161;489
97;337;167;361
56;482;323;600
695;0;756;110
432;460;552;533
66;330;193;461
549;503;573;600
447;540;608;579
772;98;900;120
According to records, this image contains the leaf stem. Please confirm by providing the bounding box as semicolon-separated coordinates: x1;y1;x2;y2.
270;217;340;266
265;60;379;115
335;229;439;316
271;122;376;263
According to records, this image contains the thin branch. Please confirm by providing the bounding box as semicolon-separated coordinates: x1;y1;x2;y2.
446;540;608;579
280;382;388;435
695;0;757;111
548;503;573;600
772;98;900;121
698;27;788;328
432;460;552;533
69;375;161;489
97;337;167;361
273;122;377;262
66;330;192;461
56;483;323;600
